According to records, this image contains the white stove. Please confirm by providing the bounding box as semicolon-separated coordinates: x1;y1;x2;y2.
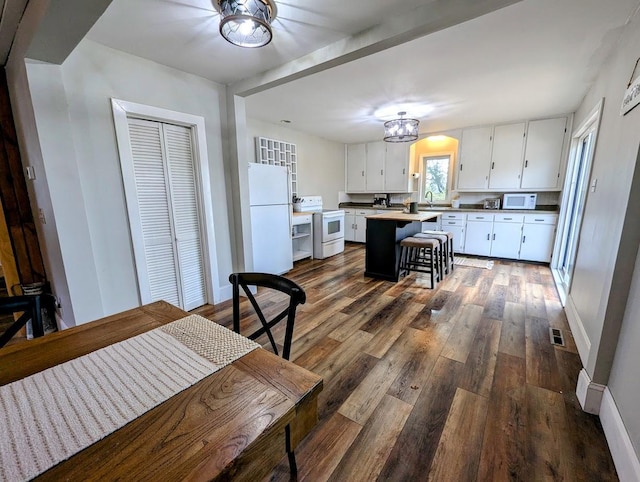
293;196;345;259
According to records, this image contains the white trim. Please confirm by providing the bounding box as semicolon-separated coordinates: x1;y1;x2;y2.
600;388;640;481
576;368;605;414
550;268;567;305
419;150;456;202
110;98;222;306
565;294;591;366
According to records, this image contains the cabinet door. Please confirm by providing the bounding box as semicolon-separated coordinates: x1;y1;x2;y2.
489;122;525;189
344;213;356;241
490;222;522;259
464;221;493;256
521;117;567;189
520;223;556;262
366;141;385;192
457;127;493;190
448;225;466;254
384;143;411;192
355;215;367;243
346;144;366;192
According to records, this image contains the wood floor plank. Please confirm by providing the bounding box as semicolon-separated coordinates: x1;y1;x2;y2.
427;388;490;482
525;282;548;319
526;384;575;481
377;356;464;480
526;316;562;392
477;353;527;481
329;395;413;482
499;301;526;358
440;304;483;363
387;322;453;405
460;317;501;398
293;336;342;372
311;329;374;381
288;312;350;361
506;274;525;303
364;300;424;359
482;283;507;319
330;294;395;341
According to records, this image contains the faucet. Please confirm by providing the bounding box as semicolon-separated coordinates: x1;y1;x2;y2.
425;191;433;208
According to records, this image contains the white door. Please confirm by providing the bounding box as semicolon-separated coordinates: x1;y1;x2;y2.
384;143;411;192
521;117;567;189
490;222;522;259
346;144;366;192
126;118;206;311
489;122;526;189
366;141;385;192
521;223;556;262
457;126;493;190
464;221;493;256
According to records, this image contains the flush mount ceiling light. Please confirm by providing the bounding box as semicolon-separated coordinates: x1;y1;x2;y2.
383;111;420;143
213;0;277;48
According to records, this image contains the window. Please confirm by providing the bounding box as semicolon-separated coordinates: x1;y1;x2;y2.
422;155;452;201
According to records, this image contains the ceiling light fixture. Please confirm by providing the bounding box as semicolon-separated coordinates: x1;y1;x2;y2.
383;111;419;143
213;0;277;48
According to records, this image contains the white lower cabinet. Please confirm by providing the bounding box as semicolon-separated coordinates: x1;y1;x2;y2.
520;214;558;262
292;214;313;261
439;213;467;254
463;214;494;256
490;214;524;259
345;209;374;243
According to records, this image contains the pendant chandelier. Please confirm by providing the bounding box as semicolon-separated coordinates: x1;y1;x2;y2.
213;0;277;48
383;111;420;143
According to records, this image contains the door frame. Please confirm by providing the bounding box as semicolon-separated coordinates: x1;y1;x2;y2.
551;98;603;304
111;98;222;306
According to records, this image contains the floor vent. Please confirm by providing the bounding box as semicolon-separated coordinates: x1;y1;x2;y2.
549;327;565;347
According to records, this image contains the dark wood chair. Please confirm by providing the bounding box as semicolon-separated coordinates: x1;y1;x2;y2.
228;272;306;474
229;272;306;361
0;294;54;348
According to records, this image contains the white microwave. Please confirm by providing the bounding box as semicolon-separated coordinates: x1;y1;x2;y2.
503;193;537;210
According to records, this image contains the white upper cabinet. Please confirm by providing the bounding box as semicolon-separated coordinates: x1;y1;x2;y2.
345;141;413;193
384;142;412;192
346;143;366;192
366;141;385;192
457;126;493;190
489;122;526;189
521;117;567;189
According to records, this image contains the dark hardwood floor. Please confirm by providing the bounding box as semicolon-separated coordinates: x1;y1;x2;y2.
193;243;618;481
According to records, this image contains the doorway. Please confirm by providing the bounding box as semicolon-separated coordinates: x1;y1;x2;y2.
552;100;602;303
112;99;221;310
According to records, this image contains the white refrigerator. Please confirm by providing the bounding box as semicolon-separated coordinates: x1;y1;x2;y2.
248;163;293;274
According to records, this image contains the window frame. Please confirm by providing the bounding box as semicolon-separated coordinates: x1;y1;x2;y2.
419;151;456;202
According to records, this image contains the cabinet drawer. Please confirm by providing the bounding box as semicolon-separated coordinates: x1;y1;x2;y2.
441;212;466;221
292;214;312;225
494;214;524;223
357;209;375;216
442;219;465;227
467;213;495;221
524;214;558;224
343;209;356;215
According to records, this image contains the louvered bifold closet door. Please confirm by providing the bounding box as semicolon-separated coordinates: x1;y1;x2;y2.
163;124;206;310
128;118;181;307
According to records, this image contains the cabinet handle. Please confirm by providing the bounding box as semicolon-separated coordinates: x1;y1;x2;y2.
487;234;490;240
362;171;364;176
525;160;529;168
535;219;544;222
381;170;383;175
504;217;512;220
522;235;526;243
493;234;496;240
460;164;463;171
491;162;495;169
403;168;405;175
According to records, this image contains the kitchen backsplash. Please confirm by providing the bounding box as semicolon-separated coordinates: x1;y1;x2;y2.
338;191;560;206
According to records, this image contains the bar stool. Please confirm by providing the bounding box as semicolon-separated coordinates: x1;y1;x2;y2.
416;230;455;275
399;236;440;288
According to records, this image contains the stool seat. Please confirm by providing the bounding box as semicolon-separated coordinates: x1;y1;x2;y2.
416;230;455;275
399;236;440;288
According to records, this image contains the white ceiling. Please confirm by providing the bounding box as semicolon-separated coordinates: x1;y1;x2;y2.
85;0;640;144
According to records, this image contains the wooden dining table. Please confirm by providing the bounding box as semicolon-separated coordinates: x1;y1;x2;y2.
0;301;323;481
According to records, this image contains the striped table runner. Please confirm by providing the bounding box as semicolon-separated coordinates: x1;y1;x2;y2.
0;314;259;481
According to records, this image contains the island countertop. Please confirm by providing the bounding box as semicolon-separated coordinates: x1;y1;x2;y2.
366;211;443;222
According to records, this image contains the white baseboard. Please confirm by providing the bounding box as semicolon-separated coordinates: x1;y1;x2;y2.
565;295;591;366
600;388;640;481
576;369;605;414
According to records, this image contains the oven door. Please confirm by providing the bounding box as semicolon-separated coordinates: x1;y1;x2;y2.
322;212;345;242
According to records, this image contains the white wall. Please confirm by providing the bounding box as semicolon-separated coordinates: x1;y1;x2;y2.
25;39;234;323
565;8;640;464
247;119;345;209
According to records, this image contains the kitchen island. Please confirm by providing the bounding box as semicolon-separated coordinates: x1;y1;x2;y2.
365;211;442;281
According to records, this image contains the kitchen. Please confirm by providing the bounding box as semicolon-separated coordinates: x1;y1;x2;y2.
3;0;640;479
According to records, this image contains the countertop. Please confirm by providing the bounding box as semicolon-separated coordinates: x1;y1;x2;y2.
366;211;443;222
339;203;559;215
